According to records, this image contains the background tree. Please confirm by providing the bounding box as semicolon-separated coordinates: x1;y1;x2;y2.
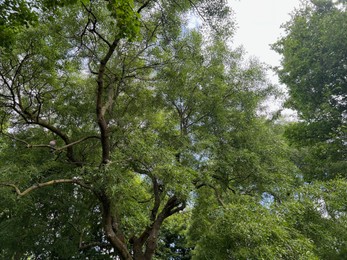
272;0;347;258
273;0;347;181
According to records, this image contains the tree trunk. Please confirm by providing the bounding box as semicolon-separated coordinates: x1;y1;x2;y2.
132;220;163;260
99;192;133;260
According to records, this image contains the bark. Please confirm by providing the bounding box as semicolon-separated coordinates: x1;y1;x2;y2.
132;195;186;260
98;191;133;260
96;37;120;165
96;188;186;260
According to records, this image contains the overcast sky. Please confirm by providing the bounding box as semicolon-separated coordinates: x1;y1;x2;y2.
230;0;301;69
228;0;302;118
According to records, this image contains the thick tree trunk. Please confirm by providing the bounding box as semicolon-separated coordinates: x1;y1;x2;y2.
98;189;185;260
132;220;163;260
99;192;133;260
132;196;186;260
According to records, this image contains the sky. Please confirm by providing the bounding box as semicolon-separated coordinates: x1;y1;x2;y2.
230;0;302;76
229;0;302;118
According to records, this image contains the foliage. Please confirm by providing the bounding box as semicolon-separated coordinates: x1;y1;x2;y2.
0;0;247;259
272;1;347;259
154;212;192;260
191;196;317;260
273;0;347;180
277;178;347;259
188;123;318;259
1;0;347;259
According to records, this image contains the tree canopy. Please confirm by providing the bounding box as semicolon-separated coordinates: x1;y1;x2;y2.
272;1;347;258
1;0;347;259
273;0;347;180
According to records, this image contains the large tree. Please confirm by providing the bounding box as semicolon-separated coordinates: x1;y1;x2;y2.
0;0;284;259
0;1;234;259
4;0;346;259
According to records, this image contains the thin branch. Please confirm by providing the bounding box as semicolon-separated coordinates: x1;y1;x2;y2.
187;0;207;23
68;221;82;234
0;131;34;148
55;135;100;152
79;241;111;251
211;185;226;208
0;178;90;197
82;2;112;47
137;0;152;13
1;131;99;151
194;182;226;207
88;61;98;75
150;176;161;221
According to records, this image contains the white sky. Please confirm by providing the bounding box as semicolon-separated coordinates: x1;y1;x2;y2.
230;0;301;70
229;0;302;119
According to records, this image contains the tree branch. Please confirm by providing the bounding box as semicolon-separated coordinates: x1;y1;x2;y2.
1;131;100;152
55;135;100;152
137;0;152;13
0;178;90;197
82;2;112;47
79;241;111;251
97;37;120;165
150;176;161;221
194;182;226;207
98;191;132;260
187;0;207;23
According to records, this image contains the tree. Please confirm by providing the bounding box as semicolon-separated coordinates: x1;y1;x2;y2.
278;178;347;259
0;0;84;48
5;0;346;259
273;0;347;180
272;1;347;258
186;118;320;259
0;0;263;259
190;196;318;260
